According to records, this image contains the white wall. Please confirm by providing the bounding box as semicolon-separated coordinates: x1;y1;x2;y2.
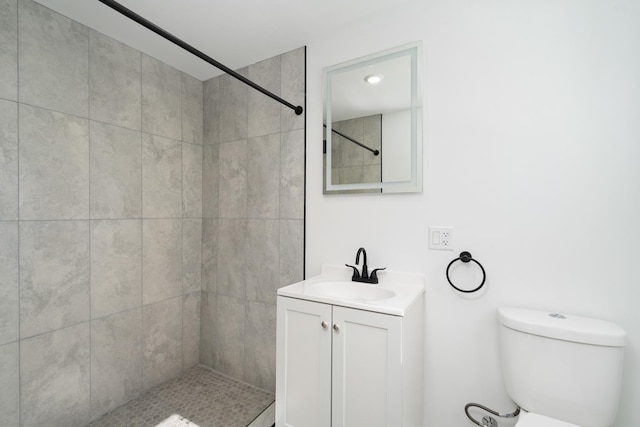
305;1;640;426
382;110;411;183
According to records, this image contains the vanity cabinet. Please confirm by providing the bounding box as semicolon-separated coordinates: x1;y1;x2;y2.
275;295;423;427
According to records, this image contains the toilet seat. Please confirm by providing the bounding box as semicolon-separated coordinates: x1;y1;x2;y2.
516;411;580;427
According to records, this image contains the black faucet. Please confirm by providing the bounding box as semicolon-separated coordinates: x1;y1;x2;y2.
345;247;386;284
356;247;368;279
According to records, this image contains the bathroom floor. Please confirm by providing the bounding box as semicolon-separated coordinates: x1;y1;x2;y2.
88;366;274;427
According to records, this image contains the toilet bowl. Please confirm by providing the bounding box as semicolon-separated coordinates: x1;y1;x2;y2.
516;411;579;427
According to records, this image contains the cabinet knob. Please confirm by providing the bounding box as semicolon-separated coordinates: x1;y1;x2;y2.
333;324;340;332
321;321;328;329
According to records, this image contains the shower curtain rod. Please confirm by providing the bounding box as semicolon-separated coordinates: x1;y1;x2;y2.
97;0;304;115
323;124;380;155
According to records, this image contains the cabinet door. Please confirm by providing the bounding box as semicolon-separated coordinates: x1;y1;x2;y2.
331;307;402;427
276;297;332;427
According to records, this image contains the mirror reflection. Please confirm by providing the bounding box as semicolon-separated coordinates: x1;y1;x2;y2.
323;42;422;194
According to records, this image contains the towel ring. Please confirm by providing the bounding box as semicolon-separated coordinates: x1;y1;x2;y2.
446;251;486;293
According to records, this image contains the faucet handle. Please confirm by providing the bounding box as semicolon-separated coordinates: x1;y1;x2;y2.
345;264;360;280
370;268;386;281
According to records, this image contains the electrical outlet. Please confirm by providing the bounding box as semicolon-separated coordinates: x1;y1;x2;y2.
429;226;454;250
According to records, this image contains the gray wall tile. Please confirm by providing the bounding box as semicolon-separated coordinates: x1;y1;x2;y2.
333;117;383;187
214;294;245;380
0;342;19;427
199;48;306;392
342;164;380;185
201;218;218;293
18;0;88;117
89;30;141;130
0;0;17;101
199;291;216;366
203;77;220;145
330;162;339;191
19;104;89;220
143;296;182;390
91;220;142;319
183;218;202;294
281;47;305;133
0;99;18;220
280;219;304;288
218;140;247;218
330;124;343;169
280;129;305;219
217;219;246;299
8;3;214;416
181;73;203;145
183;142;203;218
182;292;201;370
202;144;219;218
142;133;182;218
143;219;182;305
362;114;382;166
90;308;142;421
219;69;248;143
246;220;279;305
243;301;276;392
248;56;281;138
90;121;142;219
337;119;365;167
20;323;90;427
248;134;280;218
0;222;18;345
20;221;90;338
141;54;181;140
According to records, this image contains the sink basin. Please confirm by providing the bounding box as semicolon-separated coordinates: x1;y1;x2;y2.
278;264;425;316
306;281;395;301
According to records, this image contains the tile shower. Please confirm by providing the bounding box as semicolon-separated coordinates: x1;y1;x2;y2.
330;115;382;186
0;0;305;426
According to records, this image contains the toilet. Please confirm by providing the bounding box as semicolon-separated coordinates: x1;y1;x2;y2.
498;307;627;427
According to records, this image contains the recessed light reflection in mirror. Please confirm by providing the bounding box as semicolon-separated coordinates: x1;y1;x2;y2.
364;74;384;85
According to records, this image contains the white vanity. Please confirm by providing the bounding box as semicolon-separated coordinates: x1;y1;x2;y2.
275;265;424;427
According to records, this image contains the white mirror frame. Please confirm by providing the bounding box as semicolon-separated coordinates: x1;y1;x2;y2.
323;42;423;193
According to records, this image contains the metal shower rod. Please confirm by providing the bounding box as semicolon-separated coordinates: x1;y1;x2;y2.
323;124;379;156
97;0;304;116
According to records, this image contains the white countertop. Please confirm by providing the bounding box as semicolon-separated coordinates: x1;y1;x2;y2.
277;264;425;316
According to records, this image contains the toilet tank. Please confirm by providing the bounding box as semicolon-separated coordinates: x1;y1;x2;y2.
498;307;627;427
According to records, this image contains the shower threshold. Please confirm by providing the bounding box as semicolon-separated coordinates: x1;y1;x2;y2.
88;365;275;427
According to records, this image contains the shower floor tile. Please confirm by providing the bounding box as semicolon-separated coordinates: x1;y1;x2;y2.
88;366;274;427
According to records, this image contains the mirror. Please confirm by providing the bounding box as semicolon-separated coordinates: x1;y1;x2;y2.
323;42;422;194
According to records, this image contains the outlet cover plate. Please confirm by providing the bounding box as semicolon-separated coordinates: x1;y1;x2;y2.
429;226;454;250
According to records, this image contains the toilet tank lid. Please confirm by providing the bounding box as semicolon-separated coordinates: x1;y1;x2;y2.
498;307;627;347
